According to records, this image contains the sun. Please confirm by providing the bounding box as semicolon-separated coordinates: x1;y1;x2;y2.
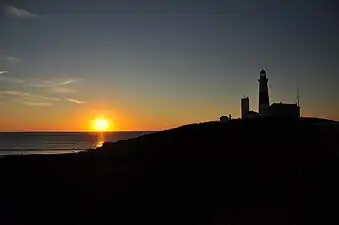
92;118;110;132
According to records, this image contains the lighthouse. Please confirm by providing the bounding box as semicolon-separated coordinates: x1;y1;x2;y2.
258;69;270;116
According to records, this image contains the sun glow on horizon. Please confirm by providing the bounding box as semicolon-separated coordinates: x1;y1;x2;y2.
92;118;110;132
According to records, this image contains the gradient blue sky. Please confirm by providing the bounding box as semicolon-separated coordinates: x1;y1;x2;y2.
0;0;338;131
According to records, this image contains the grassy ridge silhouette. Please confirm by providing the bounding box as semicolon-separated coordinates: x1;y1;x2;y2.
0;117;338;225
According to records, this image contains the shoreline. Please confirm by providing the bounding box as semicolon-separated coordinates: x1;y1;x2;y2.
0;149;86;159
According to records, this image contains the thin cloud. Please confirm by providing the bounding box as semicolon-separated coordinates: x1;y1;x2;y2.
29;79;79;94
22;102;53;107
0;76;25;83
66;98;86;104
0;90;60;102
51;87;78;94
6;56;21;64
29;79;76;88
0;90;31;97
0;71;25;83
29;83;53;88
59;80;75;86
1;90;58;107
5;5;39;19
37;96;60;102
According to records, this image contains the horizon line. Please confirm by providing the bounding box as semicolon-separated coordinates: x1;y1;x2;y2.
0;130;159;133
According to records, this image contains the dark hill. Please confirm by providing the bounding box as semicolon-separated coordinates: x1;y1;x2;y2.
0;117;339;225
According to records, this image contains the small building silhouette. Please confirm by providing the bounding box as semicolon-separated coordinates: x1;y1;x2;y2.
219;116;229;122
241;97;249;119
246;110;259;118
268;102;300;119
241;97;259;119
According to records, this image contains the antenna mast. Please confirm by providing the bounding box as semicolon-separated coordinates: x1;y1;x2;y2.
297;83;300;107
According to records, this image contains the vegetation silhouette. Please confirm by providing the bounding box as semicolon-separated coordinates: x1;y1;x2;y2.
0;117;338;225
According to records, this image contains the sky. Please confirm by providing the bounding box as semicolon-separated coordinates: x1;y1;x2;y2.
0;0;338;131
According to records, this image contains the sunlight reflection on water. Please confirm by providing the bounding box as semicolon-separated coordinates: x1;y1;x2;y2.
95;132;105;148
0;131;150;155
96;141;104;148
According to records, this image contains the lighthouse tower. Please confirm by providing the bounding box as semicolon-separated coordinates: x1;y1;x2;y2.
258;69;270;116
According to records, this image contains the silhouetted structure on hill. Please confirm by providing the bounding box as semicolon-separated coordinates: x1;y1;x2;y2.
246;110;259;118
219;115;229;122
269;102;300;118
258;69;270;116
241;69;300;119
241;96;259;119
241;97;249;118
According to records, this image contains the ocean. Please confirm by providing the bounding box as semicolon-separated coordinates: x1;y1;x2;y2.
0;131;151;156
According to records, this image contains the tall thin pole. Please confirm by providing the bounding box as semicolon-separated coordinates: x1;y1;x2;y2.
297;83;300;107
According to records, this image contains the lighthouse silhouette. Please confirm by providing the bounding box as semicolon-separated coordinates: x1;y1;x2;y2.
258;69;270;116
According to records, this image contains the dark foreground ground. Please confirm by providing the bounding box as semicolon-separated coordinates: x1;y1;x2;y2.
0;117;339;225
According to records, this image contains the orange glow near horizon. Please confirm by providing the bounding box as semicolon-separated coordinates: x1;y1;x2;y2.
0;100;243;132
